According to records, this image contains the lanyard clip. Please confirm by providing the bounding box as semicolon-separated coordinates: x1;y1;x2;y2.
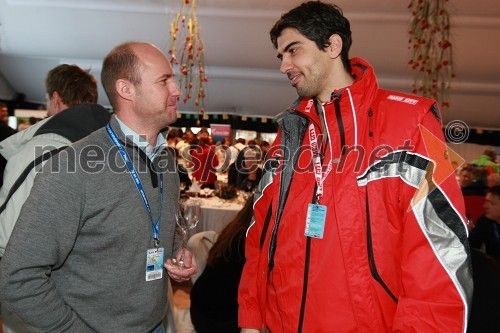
153;238;160;248
316;194;322;205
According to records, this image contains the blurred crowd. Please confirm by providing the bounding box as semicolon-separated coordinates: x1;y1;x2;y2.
166;127;270;193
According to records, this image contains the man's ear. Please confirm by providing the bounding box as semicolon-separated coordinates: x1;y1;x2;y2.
328;34;343;59
115;79;134;101
52;91;65;110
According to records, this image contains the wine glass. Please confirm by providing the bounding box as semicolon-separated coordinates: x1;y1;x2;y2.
173;200;201;268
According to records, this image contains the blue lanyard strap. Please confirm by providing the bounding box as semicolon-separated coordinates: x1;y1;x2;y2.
106;124;163;247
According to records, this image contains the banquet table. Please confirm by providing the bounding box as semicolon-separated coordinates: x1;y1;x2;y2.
192;196;244;234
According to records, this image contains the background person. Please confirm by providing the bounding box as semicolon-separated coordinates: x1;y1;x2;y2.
235;148;262;192
461;166;489;227
227;138;247;186
190;136;219;189
238;2;472;332
458;165;473;188
0;63;110;333
0;64;107;258
470;148;499;174
0;102;16;142
0;102;17;188
466;248;500;333
0;41;197;332
469;186;500;262
190;195;254;333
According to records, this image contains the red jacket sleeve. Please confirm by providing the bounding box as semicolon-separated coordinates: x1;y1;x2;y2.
392;109;472;332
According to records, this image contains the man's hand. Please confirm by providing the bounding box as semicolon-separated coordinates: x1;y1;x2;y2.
241;329;261;333
164;248;198;282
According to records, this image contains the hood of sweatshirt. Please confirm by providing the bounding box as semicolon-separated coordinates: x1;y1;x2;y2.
0;103;110;159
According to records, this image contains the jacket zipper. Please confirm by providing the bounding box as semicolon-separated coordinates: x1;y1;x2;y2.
366;191;398;303
298;237;312;333
368;108;373;137
298;184;317;333
268;115;310;274
267;136;303;332
297;96;345;332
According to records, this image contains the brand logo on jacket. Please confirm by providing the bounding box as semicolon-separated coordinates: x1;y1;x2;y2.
305;99;314;113
387;95;418;105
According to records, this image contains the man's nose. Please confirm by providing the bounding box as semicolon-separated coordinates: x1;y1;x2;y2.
280;56;293;74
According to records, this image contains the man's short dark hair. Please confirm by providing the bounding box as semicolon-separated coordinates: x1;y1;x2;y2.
45;64;98;106
235;138;246;145
101;42;142;108
270;1;352;72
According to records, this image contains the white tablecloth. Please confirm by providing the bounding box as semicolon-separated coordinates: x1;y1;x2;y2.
192;197;243;234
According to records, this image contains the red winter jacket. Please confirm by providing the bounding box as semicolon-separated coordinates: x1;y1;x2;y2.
238;58;472;333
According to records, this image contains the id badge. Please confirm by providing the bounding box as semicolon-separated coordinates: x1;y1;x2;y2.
145;247;164;282
304;204;327;239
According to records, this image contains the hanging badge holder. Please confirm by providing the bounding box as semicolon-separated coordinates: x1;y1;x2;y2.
146;247;164;281
106;124;165;282
305;203;327;239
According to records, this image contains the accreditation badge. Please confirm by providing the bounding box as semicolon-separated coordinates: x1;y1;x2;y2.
304;204;327;239
145;247;164;282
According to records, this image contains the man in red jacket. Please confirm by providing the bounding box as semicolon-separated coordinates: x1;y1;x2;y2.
238;2;472;332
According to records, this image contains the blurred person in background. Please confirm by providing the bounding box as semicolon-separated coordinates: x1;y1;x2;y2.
0;102;16;142
227;138;247;186
461;167;490;226
236;147;262;192
0;64;109;333
458;166;473;188
259;140;270;162
191;136;219;189
190;195;254;333
488;173;500;188
0;102;17;187
469;186;500;262
470;148;499;174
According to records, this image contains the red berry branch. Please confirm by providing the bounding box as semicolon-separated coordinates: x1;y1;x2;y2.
168;0;208;114
408;0;454;108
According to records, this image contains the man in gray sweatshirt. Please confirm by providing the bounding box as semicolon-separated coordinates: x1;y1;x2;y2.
0;41;198;332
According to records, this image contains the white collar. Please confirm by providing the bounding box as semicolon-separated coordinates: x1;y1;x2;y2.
115;116;166;160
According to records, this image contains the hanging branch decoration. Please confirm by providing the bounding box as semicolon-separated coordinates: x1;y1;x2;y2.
408;0;454;108
168;0;208;114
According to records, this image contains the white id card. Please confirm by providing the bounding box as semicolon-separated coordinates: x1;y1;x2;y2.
145;247;164;282
304;204;327;239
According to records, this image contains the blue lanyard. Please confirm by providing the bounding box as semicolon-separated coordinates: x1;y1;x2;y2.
106;124;163;247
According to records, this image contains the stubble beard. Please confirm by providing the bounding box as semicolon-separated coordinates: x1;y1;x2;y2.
296;80;319;99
